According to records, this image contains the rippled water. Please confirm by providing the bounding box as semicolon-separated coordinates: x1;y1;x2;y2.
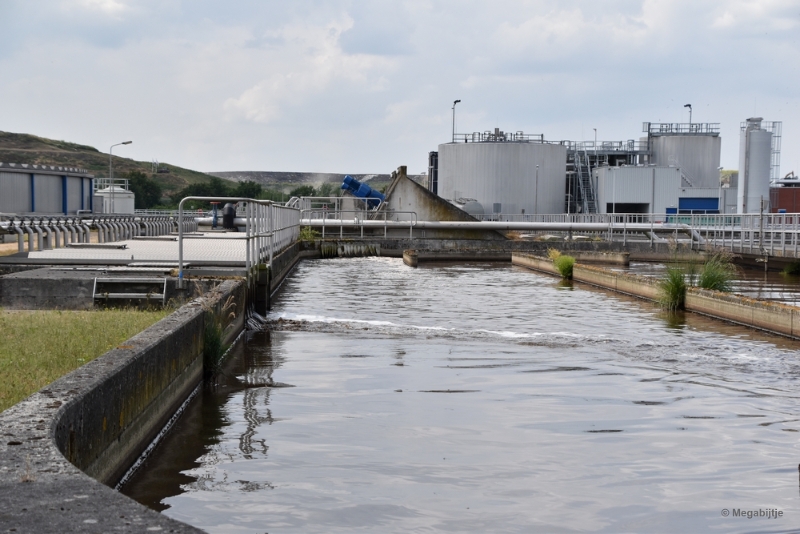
122;258;800;533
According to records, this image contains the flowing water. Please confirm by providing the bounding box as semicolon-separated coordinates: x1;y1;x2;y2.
122;258;800;533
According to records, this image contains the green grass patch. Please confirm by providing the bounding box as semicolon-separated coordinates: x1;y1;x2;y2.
553;255;575;279
0;309;169;412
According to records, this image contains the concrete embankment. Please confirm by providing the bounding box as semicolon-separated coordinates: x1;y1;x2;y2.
0;279;247;532
513;252;800;340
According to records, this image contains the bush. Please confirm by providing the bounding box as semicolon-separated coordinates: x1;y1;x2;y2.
299;226;320;241
658;267;687;311
554;255;575;279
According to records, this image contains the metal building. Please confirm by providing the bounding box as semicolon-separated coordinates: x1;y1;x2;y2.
437;130;567;216
594;167;681;215
0;162;94;215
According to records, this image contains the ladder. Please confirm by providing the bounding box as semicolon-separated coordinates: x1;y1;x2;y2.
574;150;598;214
93;277;168;305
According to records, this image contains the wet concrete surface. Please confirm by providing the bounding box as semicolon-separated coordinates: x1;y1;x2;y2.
122;258;800;533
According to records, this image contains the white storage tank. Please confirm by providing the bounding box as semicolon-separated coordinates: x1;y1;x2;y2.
737;117;772;213
94;186;135;214
437;141;567;215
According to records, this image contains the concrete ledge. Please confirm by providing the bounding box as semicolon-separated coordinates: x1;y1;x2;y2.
403;250;418;267
513;252;800;340
0;279;246;533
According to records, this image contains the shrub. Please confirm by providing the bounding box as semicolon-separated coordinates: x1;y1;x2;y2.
554;255;575;279
658;267;687;311
299;226;320;241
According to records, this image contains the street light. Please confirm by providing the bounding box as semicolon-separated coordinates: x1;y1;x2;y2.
109;141;132;213
451;100;461;142
593;128;597;158
684;104;692;125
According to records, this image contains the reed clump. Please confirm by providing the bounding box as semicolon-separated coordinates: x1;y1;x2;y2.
658;249;737;311
0;309;168;412
658;267;688;311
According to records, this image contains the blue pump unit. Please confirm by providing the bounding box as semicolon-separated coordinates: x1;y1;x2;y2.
341;175;385;209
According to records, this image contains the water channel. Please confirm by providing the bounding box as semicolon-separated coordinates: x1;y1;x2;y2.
123;257;800;533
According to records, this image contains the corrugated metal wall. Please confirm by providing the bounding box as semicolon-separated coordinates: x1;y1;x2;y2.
0;172;32;213
0;169;94;215
650;135;721;188
437;142;567;215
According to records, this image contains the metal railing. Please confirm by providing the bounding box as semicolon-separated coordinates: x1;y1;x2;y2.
177;196;300;288
301;209;417;238
643;122;720;135
0;214;181;252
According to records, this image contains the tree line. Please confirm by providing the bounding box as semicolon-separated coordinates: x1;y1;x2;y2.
124;171;342;210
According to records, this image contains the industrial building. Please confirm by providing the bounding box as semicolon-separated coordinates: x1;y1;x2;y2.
0;162;94;215
430;117;781;218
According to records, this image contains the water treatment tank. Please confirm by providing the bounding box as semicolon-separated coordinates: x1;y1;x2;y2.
437;141;567;215
738;118;773;213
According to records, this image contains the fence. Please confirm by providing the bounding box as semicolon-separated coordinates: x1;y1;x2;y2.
177;196;300;288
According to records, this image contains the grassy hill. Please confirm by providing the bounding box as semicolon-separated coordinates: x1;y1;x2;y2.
0;131;220;194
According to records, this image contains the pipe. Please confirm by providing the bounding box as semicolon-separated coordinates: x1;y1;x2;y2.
13;225;24;253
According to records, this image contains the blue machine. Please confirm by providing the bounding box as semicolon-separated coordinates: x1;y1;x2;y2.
341;175;385;209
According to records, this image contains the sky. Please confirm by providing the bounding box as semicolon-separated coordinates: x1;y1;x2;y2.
0;0;798;176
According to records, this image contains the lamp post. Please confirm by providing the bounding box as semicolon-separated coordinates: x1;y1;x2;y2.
684;104;692;125
451;99;461;142
109;141;132;213
534;164;539;216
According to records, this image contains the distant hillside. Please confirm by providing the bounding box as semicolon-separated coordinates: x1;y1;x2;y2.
0;131;223;194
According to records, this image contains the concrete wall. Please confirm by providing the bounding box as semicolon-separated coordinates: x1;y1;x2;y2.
0;280;246;533
513;252;800;339
380;166;506;240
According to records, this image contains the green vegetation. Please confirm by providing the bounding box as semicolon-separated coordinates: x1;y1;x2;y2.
126;170;163;209
202;295;237;380
658;250;737;311
0;309;169;412
658;267;688;312
554;255;575;279
697;252;736;291
299;226;320;241
782;261;800;276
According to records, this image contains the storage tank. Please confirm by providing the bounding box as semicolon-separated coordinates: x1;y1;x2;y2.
649;135;721;188
437;141;567;215
737;118;772;213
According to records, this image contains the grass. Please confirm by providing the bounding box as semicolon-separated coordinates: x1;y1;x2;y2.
658;267;688;311
697;252;736;292
0;309;169;412
553;255;575;279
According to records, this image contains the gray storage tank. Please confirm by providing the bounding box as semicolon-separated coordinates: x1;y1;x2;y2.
437;134;567;215
737;117;773;213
